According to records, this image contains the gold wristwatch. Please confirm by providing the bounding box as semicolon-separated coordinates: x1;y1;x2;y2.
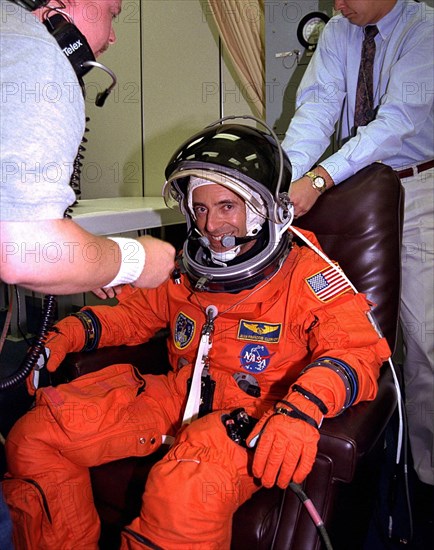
305;171;327;194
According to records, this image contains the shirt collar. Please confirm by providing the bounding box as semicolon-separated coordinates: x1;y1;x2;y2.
375;0;404;40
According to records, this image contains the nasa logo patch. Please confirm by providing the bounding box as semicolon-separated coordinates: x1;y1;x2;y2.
239;343;273;373
174;312;196;350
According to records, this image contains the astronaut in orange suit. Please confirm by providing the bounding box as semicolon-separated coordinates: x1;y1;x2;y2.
3;122;390;550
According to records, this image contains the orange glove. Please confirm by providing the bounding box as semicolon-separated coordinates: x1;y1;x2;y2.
246;392;323;488
25;315;86;395
43;315;87;371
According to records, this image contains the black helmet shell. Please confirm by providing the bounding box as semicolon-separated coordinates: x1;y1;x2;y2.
165;123;292;201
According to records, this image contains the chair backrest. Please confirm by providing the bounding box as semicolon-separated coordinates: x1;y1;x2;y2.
296;162;403;352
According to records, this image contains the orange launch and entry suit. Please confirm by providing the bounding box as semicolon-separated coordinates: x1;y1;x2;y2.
3;232;390;549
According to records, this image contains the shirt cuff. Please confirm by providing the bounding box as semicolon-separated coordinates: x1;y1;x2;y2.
320;152;355;185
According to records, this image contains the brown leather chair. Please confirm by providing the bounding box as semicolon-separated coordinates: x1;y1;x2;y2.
58;162;403;550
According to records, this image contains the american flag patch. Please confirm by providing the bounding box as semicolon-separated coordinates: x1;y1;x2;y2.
305;265;352;303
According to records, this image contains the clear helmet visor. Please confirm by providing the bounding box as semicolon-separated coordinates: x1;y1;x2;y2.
162;118;294;292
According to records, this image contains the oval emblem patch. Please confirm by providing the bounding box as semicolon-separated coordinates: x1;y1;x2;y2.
239;343;272;373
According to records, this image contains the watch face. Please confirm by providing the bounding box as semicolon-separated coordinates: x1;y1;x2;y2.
297;12;330;50
311;176;326;193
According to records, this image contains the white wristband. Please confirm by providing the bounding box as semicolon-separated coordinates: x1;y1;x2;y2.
103;237;146;288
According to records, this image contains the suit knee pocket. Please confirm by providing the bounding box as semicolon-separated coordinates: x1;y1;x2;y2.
36;363;146;440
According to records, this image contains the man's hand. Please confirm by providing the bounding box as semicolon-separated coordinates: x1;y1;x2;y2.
31;316;86;379
92;285;124;300
289;177;322;218
246;391;325;488
42;318;86;372
246;407;320;488
92;237;175;297
133;236;176;288
290;167;334;218
25;316;86;395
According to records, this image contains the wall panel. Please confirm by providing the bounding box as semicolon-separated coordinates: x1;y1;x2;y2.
79;0;255;200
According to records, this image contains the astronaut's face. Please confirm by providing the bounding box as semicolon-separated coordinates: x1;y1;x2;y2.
334;0;396;26
192;184;254;254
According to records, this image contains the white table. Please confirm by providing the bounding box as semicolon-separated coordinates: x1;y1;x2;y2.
71;196;185;234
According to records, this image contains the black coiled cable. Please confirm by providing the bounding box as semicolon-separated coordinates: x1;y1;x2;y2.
0;294;57;391
65;118;89;218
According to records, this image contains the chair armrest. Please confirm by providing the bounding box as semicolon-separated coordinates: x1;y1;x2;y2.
318;363;398;482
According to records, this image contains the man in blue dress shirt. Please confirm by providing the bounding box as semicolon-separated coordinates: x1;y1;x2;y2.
282;0;434;490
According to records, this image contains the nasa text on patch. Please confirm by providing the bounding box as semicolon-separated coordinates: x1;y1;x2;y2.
239;343;273;373
238;320;282;343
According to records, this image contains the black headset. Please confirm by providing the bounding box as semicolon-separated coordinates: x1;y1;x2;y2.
8;0;116;104
43;14;96;80
9;0;49;10
8;1;94;76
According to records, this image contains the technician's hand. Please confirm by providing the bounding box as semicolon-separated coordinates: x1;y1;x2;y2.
289;177;321;218
92;285;124;300
133;236;176;288
92;284;139;301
